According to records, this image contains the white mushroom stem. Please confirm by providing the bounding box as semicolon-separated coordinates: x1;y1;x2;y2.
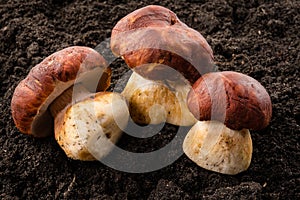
121;72;197;126
49;83;129;161
54;92;129;161
183;121;252;175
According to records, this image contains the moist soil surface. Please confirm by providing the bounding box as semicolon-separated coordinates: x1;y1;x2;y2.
0;0;299;199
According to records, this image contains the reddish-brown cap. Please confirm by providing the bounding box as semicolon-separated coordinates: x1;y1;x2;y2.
187;71;272;130
11;46;111;137
111;5;215;83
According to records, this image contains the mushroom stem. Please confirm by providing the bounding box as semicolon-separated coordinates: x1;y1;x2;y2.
183;121;252;175
54;92;129;160
49;84;90;118
122;72;197;126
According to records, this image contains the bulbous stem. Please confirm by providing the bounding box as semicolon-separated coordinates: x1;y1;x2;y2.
183;121;252;175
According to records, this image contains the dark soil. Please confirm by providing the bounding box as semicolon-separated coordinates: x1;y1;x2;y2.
1;0;299;199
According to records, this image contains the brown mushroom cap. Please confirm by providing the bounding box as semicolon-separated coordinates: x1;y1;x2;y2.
111;5;215;83
187;71;272;130
11;46;111;137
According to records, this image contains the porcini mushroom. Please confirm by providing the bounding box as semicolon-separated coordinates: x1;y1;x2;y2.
112;5;215;126
11;46;111;137
11;46;129;161
183;71;272;174
122;72;196;126
111;5;215;84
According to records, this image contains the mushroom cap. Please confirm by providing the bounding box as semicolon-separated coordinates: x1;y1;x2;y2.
54;92;129;161
11;46;111;137
111;5;214;83
187;71;272;130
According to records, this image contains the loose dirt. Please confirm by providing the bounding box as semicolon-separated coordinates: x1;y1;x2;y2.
1;0;299;199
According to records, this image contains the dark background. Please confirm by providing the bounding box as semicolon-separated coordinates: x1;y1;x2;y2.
0;0;299;199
